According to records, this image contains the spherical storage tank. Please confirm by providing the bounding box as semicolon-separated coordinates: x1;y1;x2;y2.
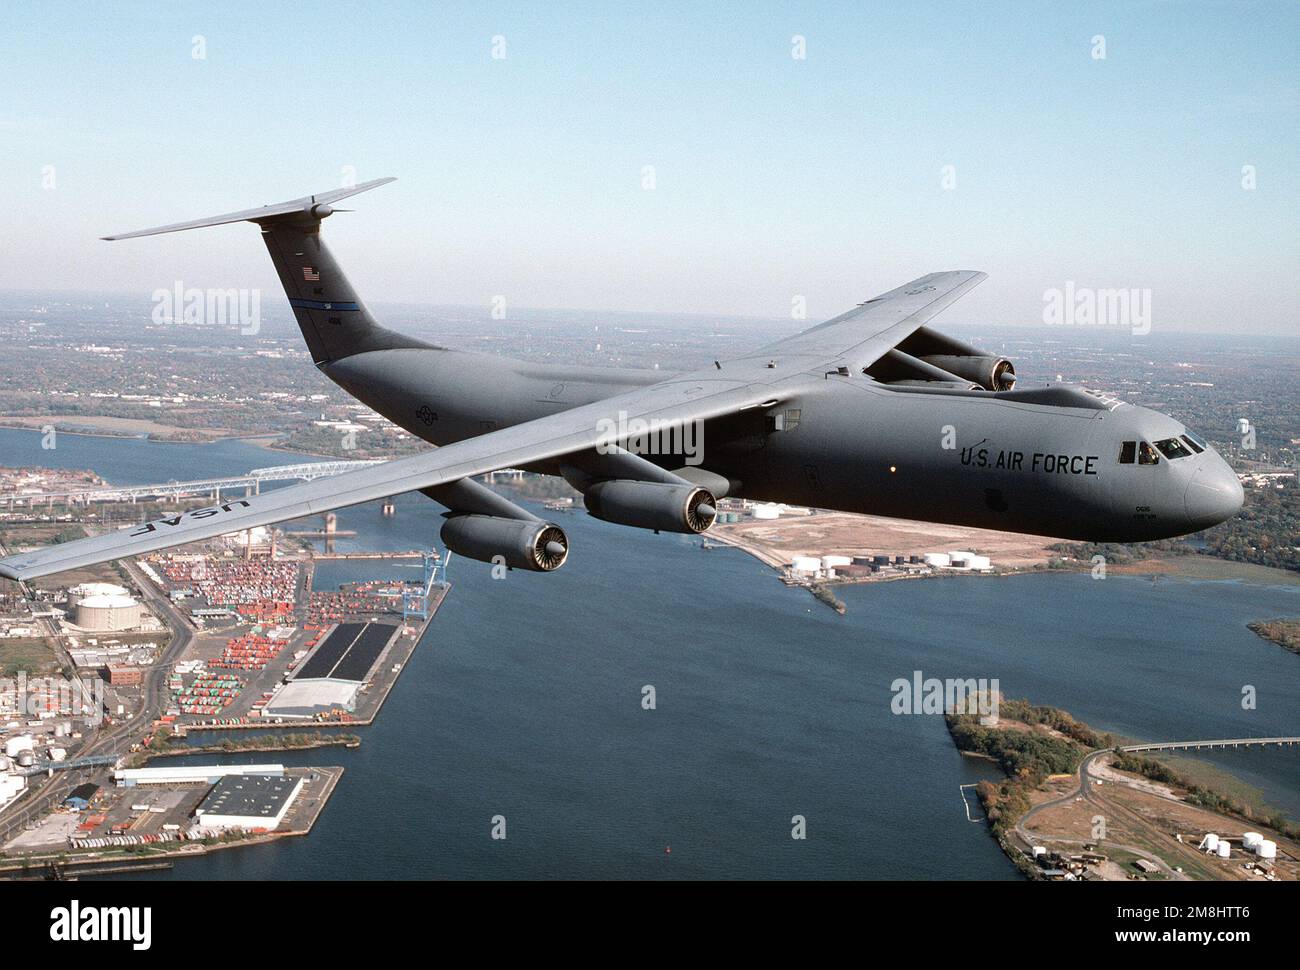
1256;840;1277;860
75;593;142;631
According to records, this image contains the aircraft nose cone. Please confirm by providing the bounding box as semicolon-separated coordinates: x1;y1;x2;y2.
1184;460;1244;530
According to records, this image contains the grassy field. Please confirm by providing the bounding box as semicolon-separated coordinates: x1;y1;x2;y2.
0;636;62;676
1111;556;1300;585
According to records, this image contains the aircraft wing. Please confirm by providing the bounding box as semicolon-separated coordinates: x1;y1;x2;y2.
0;375;783;581
750;271;986;371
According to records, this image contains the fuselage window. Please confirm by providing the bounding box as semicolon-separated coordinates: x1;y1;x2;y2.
1154;437;1194;459
1138;441;1160;465
1118;440;1137;464
1180;434;1205;454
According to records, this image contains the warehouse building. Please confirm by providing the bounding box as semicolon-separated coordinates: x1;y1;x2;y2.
192;773;303;834
64;782;99;810
114;764;285;787
262;679;359;719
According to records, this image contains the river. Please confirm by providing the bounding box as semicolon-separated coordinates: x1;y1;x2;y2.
3;428;1296;879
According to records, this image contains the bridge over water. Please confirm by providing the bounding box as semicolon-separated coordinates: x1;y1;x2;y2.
1119;737;1300;753
2;460;385;506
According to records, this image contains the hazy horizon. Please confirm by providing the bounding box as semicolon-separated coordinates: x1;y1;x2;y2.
3;1;1296;334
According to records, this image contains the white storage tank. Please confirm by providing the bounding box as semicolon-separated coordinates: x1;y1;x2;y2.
822;555;852;569
67;581;129;610
4;735;34;758
791;556;821;575
1242;832;1263;851
1199;833;1220;852
1256;840;1277;860
923;553;951;567
967;555;992;570
1216;841;1231;859
75;593;143;632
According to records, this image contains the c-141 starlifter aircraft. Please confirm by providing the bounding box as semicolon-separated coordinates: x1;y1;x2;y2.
0;178;1243;581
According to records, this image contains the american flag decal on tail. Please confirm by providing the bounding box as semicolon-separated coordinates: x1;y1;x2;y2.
302;266;320;281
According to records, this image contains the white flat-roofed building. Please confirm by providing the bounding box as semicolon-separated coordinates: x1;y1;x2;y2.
262;679;359;719
114;764;285;787
192;773;303;834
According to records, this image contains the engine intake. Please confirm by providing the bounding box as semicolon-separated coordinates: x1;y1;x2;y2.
439;515;569;571
583;480;717;534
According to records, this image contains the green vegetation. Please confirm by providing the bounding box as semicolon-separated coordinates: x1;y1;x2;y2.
1050;485;1299;575
1248;617;1300;655
0;637;62;676
1112;752;1299;840
1200;484;1299;573
810;584;846;614
947;697;1110;785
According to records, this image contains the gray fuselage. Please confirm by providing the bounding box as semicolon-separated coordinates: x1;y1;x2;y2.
323;346;1243;543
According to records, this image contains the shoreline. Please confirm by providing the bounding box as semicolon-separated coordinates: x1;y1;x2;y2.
706;526;1300;603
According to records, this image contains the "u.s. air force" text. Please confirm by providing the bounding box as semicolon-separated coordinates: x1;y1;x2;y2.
129;500;251;536
960;447;1098;475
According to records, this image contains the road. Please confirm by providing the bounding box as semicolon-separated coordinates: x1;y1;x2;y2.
1015;749;1187;879
0;554;197;843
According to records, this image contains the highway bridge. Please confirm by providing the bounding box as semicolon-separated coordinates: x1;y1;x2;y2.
1119;737;1300;753
2;460;384;507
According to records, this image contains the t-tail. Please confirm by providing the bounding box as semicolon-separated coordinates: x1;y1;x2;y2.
103;177;429;365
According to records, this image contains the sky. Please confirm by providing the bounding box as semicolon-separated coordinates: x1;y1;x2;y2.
1;1;1296;334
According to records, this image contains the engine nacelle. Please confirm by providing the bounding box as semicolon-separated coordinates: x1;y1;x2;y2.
583;480;717;534
439;515;569;571
918;354;1016;391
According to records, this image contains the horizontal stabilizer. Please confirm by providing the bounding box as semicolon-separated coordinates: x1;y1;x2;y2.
102;177;396;240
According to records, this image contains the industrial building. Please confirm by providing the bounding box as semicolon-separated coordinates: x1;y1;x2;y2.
114;763;286;787
261;621;396;718
64;782;99;810
262;679;359;718
104;664;143;686
193;773;303;834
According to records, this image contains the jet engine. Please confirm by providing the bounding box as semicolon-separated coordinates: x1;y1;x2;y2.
583;480;717;534
916;354;1016;391
439;515;569;571
893;326;1017;391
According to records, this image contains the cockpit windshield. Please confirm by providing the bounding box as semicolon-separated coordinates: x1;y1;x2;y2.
1181;429;1208;453
1154;437;1194;459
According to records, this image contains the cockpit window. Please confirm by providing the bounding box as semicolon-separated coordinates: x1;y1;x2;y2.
1118;441;1136;464
1138;441;1160;465
1154;437;1194;459
1181;432;1206;454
